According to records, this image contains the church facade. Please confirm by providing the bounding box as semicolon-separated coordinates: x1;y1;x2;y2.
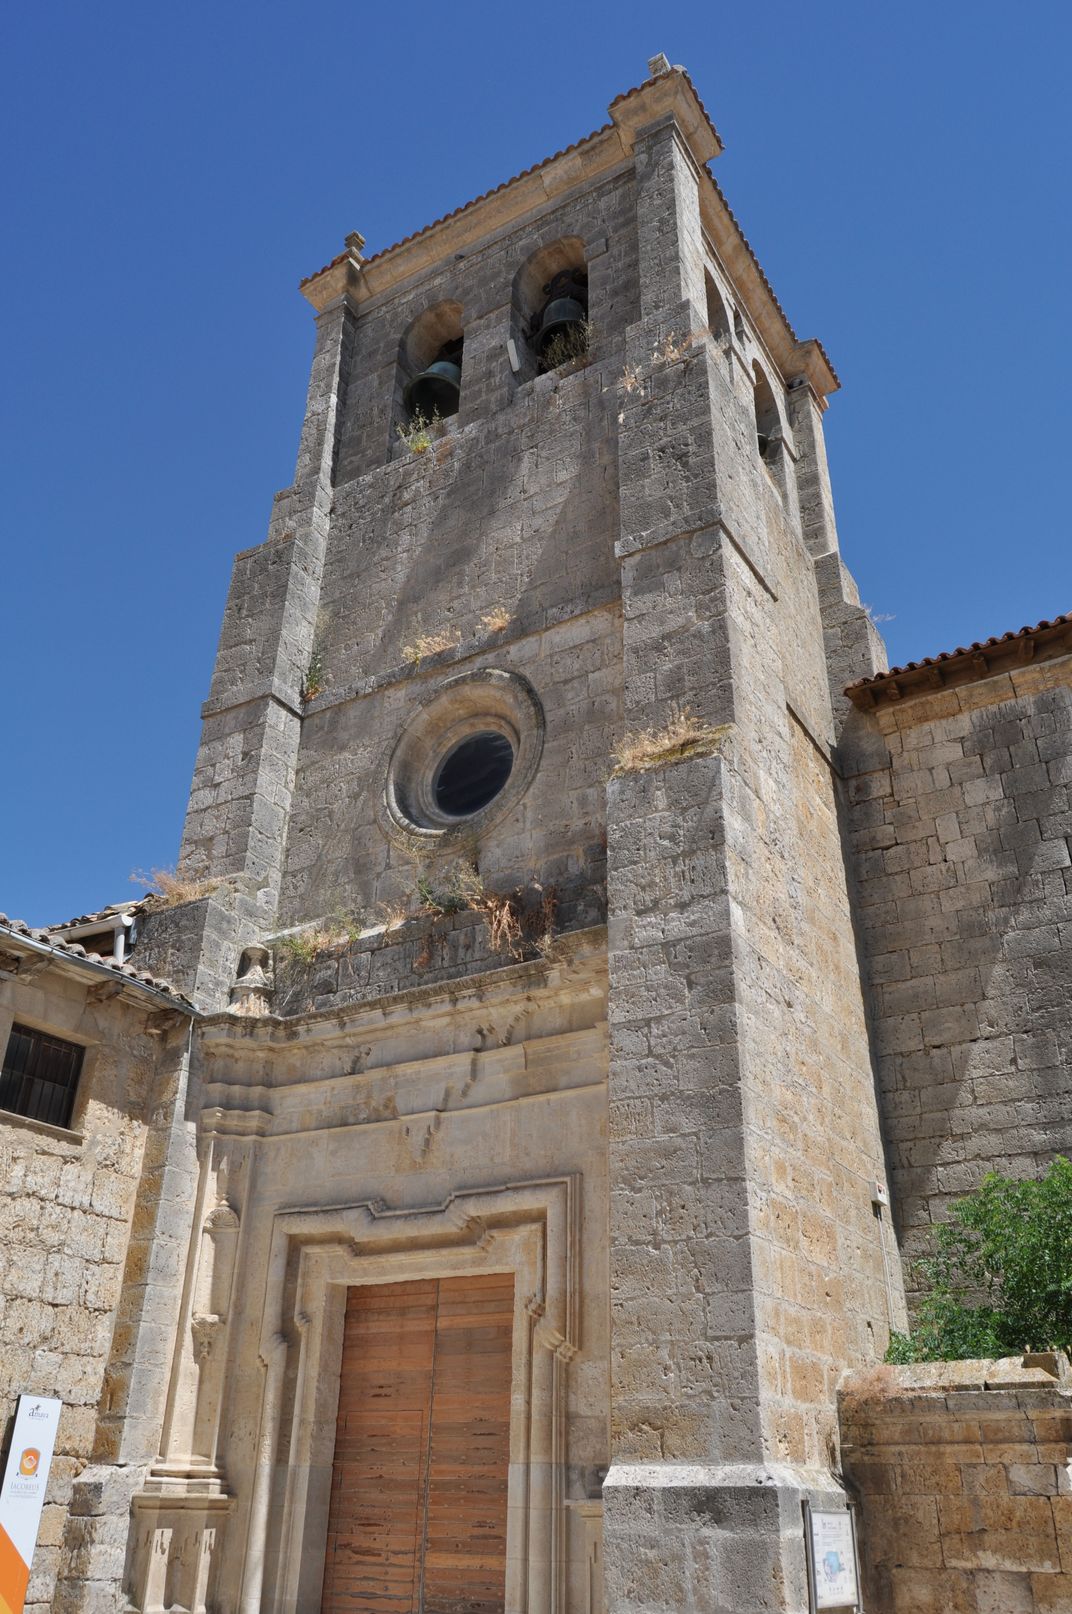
2;60;1070;1614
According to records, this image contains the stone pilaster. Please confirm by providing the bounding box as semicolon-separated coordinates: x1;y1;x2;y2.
53;1018;202;1614
604;106;898;1614
135;299;357;1008
785;374;888;732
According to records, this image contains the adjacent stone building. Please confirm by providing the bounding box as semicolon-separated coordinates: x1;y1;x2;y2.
1;59;1068;1614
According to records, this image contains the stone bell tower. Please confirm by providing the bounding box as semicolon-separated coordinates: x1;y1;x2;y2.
122;59;902;1614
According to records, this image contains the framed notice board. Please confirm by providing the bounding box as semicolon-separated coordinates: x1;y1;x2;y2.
802;1499;862;1612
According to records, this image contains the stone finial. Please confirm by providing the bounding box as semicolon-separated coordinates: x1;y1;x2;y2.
648;52;672;77
345;230;367;260
229;945;274;1016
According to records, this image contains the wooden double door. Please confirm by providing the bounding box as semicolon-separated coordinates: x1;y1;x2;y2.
321;1273;514;1614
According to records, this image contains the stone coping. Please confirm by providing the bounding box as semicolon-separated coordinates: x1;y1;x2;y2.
842;1352;1071;1398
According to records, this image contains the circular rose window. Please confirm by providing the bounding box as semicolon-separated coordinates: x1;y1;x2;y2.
433;731;515;817
380;669;544;846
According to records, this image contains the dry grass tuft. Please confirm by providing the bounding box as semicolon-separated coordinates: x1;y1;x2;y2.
402;628;459;667
396;409;442;455
480;606;512;634
416;863;557;962
131;867;224;909
619;328;708;404
611;709;731;777
652;327;709;368
540;319;593;374
376;901;409;933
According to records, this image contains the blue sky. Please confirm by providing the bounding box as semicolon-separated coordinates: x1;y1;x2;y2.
3;0;1069;925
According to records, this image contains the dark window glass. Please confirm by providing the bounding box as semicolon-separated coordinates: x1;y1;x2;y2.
0;1023;84;1129
433;732;514;817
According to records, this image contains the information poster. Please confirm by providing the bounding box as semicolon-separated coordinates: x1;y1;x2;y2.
0;1396;62;1614
805;1504;861;1611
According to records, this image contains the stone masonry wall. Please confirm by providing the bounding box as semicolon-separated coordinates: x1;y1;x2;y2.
840;1356;1072;1614
275;174;636;934
602;108;899;1614
0;967;188;1614
844;657;1072;1279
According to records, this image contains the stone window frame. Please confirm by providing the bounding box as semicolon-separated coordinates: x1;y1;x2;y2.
378;667;546;851
240;1177;580;1614
0;1010;94;1142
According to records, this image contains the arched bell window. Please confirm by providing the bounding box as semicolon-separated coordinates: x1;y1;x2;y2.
511;239;589;381
528;266;589;371
705;271;730;344
753;361;780;464
398;302;465;426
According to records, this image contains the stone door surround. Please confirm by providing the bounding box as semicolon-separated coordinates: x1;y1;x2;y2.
241;1177;580;1614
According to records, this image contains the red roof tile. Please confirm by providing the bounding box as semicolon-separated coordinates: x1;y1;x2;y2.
0;914;192;1007
846;614;1072;708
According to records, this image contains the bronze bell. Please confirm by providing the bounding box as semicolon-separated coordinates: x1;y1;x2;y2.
532;269;589;360
404;338;463;420
535;297;587;357
404;358;461;421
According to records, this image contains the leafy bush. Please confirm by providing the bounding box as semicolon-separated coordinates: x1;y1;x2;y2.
886;1157;1072;1362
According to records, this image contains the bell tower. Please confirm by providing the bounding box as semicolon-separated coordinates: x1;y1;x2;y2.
126;60;902;1614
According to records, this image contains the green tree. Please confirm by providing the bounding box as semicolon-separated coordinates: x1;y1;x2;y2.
886;1156;1072;1363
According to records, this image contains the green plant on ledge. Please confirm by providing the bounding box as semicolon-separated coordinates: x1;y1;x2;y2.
416;865;480;917
396;408;441;455
275;904;364;966
886;1156;1072;1363
415;862;557;961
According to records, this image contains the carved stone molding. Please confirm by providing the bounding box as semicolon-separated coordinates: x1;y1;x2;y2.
238;1176;580;1614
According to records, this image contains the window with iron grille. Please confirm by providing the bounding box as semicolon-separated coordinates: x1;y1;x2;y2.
0;1023;84;1129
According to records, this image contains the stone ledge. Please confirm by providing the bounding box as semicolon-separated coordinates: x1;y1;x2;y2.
842;1353;1071;1400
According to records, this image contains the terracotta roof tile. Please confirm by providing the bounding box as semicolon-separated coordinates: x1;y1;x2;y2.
299;67;832;389
47;900;144;931
299;116;618;289
0;914;192;1007
846;614;1072;708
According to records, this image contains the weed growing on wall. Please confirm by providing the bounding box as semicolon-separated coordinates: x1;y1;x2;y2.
539;320;593;374
611;709;731;777
301;641;327;704
396;409;442;455
130;866;224;908
274;905;364;965
480;606;512;634
402;625;460;667
415;862;557;961
887;1157;1072;1362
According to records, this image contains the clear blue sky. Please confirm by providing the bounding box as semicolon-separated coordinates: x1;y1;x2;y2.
3;0;1069;926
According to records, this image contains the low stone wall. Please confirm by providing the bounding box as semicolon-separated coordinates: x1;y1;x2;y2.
839;1355;1072;1613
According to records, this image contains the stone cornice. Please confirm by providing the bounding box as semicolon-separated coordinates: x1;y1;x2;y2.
197;926;607;1055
